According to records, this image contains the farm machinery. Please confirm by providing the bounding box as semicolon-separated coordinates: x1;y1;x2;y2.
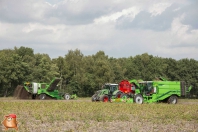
91;83;119;102
13;77;77;100
111;77;192;104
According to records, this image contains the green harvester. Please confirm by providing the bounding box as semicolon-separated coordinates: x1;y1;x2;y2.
111;77;191;104
14;77;77;100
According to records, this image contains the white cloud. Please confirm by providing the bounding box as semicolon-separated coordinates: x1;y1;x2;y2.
0;0;198;60
173;7;180;12
171;14;198;46
94;7;141;24
148;2;172;16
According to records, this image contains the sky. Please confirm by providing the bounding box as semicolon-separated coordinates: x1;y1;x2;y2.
0;0;198;60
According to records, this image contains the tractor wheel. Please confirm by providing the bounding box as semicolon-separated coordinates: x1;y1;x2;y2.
121;93;128;99
39;94;46;100
91;94;97;102
167;95;178;104
100;95;109;102
115;91;122;98
134;94;143;104
64;93;70;100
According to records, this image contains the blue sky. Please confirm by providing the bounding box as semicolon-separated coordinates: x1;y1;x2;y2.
0;0;197;60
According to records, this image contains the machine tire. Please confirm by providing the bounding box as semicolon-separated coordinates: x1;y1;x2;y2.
32;94;37;99
39;94;46;100
91;94;97;102
115;91;122;98
134;94;143;104
64;93;70;100
167;95;178;104
121;93;128;99
100;95;109;102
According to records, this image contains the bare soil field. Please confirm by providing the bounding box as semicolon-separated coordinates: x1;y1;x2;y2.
0;98;198;132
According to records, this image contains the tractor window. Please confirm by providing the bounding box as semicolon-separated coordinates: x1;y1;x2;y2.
103;84;118;94
147;83;153;91
139;83;147;93
110;86;113;91
109;85;117;94
110;86;117;92
145;82;153;95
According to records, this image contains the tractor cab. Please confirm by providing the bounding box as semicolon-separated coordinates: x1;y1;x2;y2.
103;83;118;95
135;77;165;95
138;81;155;95
92;83;118;102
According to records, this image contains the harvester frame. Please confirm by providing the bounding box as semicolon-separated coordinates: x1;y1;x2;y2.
14;77;77;100
111;77;191;104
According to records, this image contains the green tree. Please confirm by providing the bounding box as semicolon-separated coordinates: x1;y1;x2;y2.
92;51;114;90
63;49;86;96
109;57;127;82
32;53;59;82
0;49;31;96
177;58;198;96
165;58;180;80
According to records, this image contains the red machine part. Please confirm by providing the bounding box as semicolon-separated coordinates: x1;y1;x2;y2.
119;80;135;94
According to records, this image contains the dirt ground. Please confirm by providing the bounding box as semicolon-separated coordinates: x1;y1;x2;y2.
0;98;198;132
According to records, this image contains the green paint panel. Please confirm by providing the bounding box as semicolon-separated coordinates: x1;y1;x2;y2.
111;78;190;104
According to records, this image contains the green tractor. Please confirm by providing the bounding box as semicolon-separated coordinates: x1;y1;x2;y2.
111;77;191;104
14;77;77;100
92;83;119;102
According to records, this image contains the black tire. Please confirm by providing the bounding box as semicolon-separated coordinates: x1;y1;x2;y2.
134;94;143;104
91;94;97;102
32;94;37;99
39;94;46;100
100;95;109;102
121;93;128;99
64;93;70;100
167;95;178;104
115;91;122;98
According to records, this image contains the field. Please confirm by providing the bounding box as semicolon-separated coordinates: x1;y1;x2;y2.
0;98;198;132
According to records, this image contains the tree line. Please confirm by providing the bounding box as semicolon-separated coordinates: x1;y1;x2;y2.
0;46;198;97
